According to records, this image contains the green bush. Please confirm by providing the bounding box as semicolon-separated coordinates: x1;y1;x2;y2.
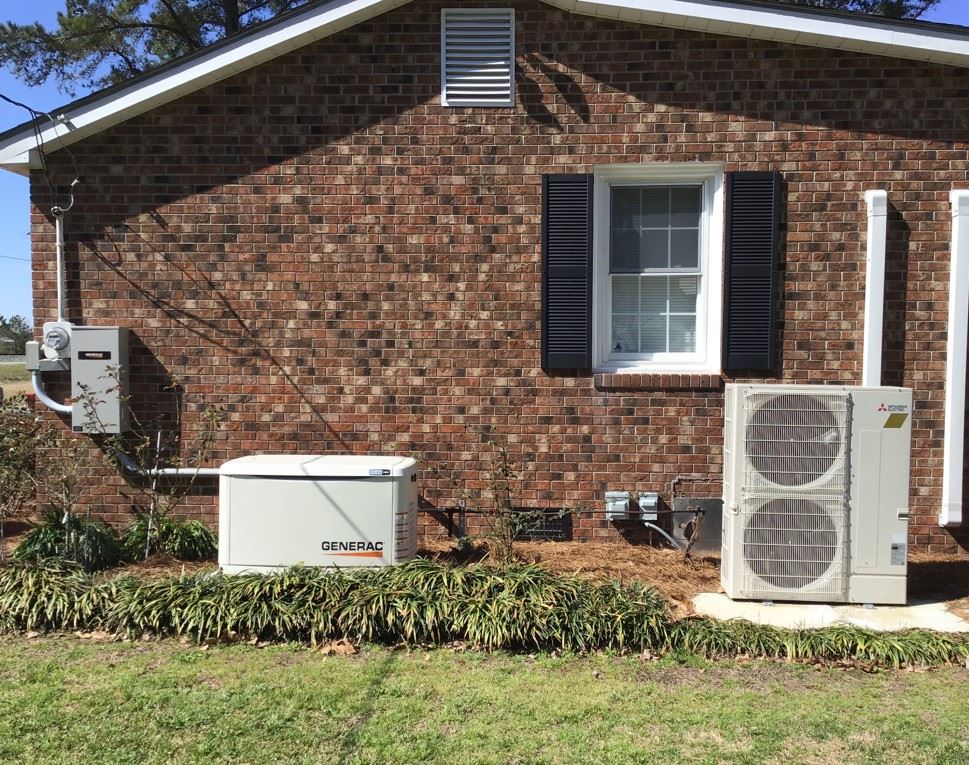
13;511;127;572
0;559;966;668
122;516;217;561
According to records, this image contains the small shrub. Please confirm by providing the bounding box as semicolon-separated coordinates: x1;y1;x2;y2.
123;516;217;561
13;510;126;572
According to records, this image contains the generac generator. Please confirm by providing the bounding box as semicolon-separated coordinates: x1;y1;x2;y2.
218;454;418;574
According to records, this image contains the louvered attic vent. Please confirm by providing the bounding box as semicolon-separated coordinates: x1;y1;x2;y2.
441;8;515;107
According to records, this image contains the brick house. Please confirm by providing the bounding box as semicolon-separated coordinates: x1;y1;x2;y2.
1;0;968;554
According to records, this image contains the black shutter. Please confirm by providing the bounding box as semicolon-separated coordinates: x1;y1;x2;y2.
542;174;594;370
723;171;782;371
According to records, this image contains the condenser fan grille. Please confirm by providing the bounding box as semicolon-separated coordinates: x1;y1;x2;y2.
742;498;846;598
745;393;849;491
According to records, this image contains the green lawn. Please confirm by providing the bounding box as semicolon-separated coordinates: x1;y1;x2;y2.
0;362;29;383
0;638;965;765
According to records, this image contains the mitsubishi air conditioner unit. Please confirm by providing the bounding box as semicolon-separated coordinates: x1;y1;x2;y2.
219;455;418;574
721;384;912;605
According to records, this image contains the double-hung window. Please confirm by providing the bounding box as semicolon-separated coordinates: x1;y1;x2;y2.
593;165;724;373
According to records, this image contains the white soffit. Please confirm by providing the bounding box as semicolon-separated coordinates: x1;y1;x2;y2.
4;0;969;173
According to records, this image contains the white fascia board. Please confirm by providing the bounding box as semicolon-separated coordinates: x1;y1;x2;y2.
543;0;969;68
0;0;407;175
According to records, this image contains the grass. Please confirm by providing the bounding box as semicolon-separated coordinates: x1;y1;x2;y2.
0;637;966;765
0;363;29;384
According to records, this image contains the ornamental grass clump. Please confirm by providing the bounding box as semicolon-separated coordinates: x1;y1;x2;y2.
1;559;968;668
0;559;105;632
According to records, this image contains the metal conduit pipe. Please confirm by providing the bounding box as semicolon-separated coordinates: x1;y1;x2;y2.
31;371;72;414
642;521;682;550
114;450;220;478
54;210;66;323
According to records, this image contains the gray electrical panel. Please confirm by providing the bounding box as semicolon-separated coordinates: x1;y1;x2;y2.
70;326;129;433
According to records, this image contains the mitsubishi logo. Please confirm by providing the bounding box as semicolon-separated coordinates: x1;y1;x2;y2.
878;403;887;412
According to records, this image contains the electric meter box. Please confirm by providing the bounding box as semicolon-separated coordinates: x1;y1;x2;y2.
218;454;419;574
70;326;130;434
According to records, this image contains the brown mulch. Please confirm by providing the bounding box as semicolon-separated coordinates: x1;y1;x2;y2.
907;551;969;622
420;537;969;620
419;537;720;616
102;553;217;580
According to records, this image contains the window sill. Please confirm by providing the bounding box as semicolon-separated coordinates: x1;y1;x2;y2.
593;372;723;391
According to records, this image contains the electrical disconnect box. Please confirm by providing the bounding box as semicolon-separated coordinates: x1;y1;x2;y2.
71;326;129;433
26;324;130;434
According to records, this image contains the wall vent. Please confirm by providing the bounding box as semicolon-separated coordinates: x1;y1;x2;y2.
441;8;515;107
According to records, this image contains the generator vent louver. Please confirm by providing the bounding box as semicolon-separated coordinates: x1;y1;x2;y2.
441;8;515;107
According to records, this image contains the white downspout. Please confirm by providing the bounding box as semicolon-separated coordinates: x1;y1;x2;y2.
862;190;887;387
941;190;969;528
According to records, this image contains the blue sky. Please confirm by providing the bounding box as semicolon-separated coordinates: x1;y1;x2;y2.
2;0;969;323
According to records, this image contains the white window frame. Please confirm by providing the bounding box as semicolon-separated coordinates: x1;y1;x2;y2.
593;164;725;374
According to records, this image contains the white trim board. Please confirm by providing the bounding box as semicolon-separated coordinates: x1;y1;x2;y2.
5;0;969;173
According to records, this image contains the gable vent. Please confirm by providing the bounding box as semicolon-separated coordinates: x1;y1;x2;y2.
441;8;515;107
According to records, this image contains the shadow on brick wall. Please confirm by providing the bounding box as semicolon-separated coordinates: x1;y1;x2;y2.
882;202;911;388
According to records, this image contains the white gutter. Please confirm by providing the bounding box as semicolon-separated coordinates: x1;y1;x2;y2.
941;190;969;528
862;190;887;387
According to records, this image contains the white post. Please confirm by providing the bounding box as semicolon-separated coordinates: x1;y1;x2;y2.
862;190;887;387
941;190;969;528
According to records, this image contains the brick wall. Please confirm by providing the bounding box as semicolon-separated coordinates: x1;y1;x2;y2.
28;0;969;553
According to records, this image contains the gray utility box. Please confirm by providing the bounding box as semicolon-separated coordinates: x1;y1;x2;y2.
71;326;129;433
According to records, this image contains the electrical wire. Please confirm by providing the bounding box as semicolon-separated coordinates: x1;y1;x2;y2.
0;91;80;213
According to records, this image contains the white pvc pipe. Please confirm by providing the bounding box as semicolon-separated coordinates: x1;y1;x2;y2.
54;212;65;323
114;450;219;477
941;190;969;529
30;370;72;414
862;190;887;387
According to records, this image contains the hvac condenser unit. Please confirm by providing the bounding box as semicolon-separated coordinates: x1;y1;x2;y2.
721;384;912;605
219;455;418;574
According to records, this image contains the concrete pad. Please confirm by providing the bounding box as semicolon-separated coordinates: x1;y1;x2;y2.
693;592;969;633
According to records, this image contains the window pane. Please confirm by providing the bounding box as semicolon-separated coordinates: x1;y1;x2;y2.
640;315;666;353
669;276;698;312
612;277;639;313
670;315;697;352
640;276;667;315
611;188;641;228
642;229;668;270
670;186;701;227
643;187;669;228
610;230;641;272
611;316;638;353
670;228;699;269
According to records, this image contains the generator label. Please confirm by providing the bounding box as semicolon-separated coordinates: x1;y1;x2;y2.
77;351;112;361
321;540;385;558
890;542;906;566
